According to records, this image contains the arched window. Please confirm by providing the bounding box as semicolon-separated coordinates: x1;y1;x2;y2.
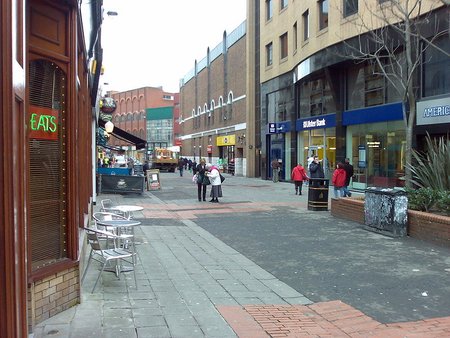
204;103;208;125
218;96;224;121
227;91;234;120
127;113;132;121
209;100;215;125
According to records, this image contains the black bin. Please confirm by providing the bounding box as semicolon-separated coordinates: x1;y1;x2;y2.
308;178;330;211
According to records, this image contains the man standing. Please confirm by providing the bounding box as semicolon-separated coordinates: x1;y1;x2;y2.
343;158;354;197
271;158;281;183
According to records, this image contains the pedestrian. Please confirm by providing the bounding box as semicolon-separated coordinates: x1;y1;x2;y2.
195;159;208;201
343;158;354;197
178;157;184;176
206;163;222;203
127;158;134;175
271;158;281;183
291;163;309;195
309;155;325;188
332;162;347;198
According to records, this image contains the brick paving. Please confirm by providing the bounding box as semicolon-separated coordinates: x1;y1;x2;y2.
219;300;450;337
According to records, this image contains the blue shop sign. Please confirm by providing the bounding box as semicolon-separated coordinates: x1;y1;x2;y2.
267;121;291;134
296;114;336;131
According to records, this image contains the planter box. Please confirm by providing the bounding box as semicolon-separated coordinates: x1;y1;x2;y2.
331;198;450;248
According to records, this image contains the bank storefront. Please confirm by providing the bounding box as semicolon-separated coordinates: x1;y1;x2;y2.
296;114;336;179
343;102;406;189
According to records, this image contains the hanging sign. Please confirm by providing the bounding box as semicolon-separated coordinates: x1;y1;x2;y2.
29;106;59;140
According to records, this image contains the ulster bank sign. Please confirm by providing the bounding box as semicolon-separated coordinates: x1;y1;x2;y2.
416;96;450;126
296;114;336;131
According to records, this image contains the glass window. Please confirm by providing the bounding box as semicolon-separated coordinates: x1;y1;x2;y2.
302;10;309;41
293;22;298;52
343;0;358;17
266;42;273;66
28;59;68;270
318;0;329;30
280;32;288;60
266;0;273;21
280;0;288;10
365;62;385;107
423;36;450;97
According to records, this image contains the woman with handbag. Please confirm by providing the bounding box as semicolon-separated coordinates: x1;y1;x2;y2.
195;158;209;201
206;163;222;203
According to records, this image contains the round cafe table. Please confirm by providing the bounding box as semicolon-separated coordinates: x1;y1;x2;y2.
112;205;144;219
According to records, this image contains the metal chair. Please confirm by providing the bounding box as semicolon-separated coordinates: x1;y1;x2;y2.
100;199;127;217
81;227;137;293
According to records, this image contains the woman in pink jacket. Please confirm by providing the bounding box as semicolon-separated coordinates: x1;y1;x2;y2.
291;163;309;195
332;162;347;198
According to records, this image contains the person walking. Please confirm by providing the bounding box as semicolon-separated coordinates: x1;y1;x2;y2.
332;162;347;198
206;163;222;203
291;163;309;195
178;157;184;177
195;159;208;201
271;158;281;183
343;158;354;197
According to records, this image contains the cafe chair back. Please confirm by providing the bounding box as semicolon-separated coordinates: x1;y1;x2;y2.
81;227;137;293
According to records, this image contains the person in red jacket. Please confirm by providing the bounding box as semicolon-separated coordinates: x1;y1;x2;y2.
291;163;309;195
332;162;347;198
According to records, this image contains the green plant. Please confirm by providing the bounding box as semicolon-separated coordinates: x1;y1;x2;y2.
405;134;450;190
405;187;441;212
435;191;450;216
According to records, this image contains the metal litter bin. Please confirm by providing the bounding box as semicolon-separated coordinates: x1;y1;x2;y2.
308;178;330;211
364;187;408;237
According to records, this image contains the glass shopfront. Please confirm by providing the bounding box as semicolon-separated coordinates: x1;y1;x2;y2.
347;121;406;189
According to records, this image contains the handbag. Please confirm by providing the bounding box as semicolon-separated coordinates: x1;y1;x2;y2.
220;174;225;183
202;175;211;185
192;173;198;184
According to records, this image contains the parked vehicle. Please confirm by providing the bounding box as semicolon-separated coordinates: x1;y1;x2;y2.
149;148;178;172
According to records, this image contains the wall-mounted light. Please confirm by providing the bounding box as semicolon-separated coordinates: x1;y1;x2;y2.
104;121;114;133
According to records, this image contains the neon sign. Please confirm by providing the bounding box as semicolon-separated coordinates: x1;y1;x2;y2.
29;106;59;140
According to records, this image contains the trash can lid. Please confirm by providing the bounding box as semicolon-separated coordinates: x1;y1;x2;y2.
365;187;406;196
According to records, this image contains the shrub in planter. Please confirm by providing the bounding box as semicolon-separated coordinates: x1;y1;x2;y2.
406;187;441;212
436;190;450;216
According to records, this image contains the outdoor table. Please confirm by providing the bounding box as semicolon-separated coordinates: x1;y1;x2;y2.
95;219;141;274
112;205;144;219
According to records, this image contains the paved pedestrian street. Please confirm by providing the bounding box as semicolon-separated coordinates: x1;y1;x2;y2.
34;173;450;337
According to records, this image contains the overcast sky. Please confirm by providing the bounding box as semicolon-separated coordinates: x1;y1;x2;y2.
101;0;247;93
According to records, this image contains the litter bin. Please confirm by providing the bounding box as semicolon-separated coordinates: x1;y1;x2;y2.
308;178;330;211
364;187;408;237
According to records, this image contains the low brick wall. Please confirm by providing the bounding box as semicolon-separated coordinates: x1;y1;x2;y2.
28;267;80;326
331;198;450;248
330;198;365;224
408;210;450;248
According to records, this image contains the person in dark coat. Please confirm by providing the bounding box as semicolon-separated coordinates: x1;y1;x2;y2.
195;159;208;201
308;156;325;187
343;158;354;197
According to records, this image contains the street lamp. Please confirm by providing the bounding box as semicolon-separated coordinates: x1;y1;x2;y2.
193;145;196;162
199;145;202;161
104;121;114;134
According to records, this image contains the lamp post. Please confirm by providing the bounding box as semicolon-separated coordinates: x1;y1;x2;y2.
193;145;196;162
199;145;202;161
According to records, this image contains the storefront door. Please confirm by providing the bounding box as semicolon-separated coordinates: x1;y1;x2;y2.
301;128;336;178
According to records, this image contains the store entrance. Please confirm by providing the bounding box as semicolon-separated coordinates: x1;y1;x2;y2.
302;128;336;178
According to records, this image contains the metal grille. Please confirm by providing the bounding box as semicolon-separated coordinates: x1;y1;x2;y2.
29;59;67;270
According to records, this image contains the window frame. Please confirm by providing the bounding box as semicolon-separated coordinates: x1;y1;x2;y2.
266;42;274;66
280;32;288;60
343;0;358;17
302;10;310;41
318;0;329;31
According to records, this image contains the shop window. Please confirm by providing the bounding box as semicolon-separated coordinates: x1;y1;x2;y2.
423;36;450;97
318;0;329;31
280;32;288;60
266;42;273;67
28;59;68;270
343;0;358;17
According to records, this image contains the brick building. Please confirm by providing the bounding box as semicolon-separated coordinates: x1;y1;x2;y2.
179;22;247;176
109;86;177;159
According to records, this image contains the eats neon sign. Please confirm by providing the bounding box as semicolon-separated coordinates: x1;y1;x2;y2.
29;106;59;140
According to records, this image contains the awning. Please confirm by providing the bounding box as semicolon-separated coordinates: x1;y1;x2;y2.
98;120;147;150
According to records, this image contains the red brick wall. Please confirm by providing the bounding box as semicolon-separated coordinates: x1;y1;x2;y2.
331;198;450;248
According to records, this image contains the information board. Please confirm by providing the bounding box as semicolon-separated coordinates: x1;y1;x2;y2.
147;169;161;190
